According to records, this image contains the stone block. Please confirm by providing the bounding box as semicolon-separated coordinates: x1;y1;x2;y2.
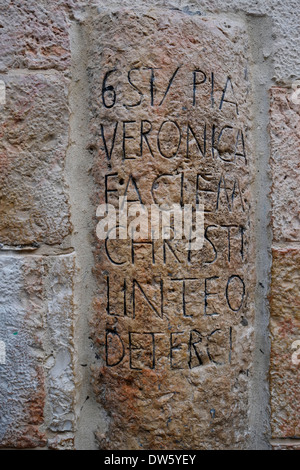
0;1;71;72
270;248;300;439
270;87;300;242
0;74;71;247
87;9;255;450
0;254;76;448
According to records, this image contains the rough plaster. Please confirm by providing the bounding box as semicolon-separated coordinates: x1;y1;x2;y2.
66;20;108;450
0;254;76;449
247;15;274;450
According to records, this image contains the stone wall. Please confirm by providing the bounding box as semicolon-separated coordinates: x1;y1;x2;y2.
0;0;299;450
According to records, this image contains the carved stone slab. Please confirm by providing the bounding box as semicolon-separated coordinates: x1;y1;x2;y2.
87;9;255;450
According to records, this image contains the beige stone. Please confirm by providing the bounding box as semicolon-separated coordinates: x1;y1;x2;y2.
0;1;71;72
270;87;300;242
0;74;71;247
270;248;300;439
87;9;255;449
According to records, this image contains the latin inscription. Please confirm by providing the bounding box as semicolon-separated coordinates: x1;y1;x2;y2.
90;13;252;379
95;63;250;371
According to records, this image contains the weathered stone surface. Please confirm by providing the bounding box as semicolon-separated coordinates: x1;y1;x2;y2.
0;1;71;72
43;256;77;436
0;74;71;247
78;0;300;81
271;441;300;451
0;254;76;449
270;87;300;242
47;433;75;450
87;9;255;449
270;248;300;439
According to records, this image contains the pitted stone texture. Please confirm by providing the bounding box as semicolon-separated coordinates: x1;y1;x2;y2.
6;0;295;80
48;433;75;450
0;254;76;449
81;0;300;81
43;256;77;436
270;87;300;242
88;9;255;450
0;0;71;72
270;248;300;439
0;74;71;247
